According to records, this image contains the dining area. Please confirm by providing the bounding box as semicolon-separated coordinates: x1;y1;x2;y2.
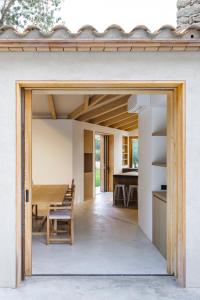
32;180;75;245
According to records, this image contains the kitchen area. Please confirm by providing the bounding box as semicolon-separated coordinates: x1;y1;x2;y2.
113;135;139;208
112;96;167;261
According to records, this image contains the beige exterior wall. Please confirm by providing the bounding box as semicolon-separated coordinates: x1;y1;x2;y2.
0;51;199;287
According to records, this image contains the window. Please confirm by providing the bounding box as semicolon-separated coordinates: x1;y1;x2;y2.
129;137;139;169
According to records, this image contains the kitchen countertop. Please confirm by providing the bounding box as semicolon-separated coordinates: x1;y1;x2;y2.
114;171;139;177
153;191;167;203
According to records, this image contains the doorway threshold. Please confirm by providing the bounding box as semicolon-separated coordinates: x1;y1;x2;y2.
31;274;172;277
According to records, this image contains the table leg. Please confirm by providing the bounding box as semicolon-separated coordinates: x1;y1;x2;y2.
39;216;47;232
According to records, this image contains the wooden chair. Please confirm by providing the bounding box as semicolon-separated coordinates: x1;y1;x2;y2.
47;184;75;245
66;179;74;196
63;179;74;207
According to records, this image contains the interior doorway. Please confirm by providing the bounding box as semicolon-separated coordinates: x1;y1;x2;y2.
95;134;102;194
95;133;114;195
16;81;186;287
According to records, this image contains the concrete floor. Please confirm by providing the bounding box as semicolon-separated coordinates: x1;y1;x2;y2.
1;276;200;300
32;192;167;275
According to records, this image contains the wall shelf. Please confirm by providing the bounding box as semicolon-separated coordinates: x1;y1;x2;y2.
152;130;166;137
122;136;129;166
152;162;167;167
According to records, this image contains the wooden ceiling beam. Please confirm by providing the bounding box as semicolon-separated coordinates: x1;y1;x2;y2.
112;116;138;129
48;95;57;119
89;95;107;107
68;95;89;119
118;120;138;131
89;94;125;108
100;112;137;127
77;96;129;122
84;95;89;111
126;127;138;132
125;125;139;131
89;106;128;124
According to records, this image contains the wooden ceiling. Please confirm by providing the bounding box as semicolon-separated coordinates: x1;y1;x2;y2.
33;94;138;132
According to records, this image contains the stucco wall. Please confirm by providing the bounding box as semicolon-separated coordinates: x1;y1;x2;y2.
32;119;73;185
0;51;200;287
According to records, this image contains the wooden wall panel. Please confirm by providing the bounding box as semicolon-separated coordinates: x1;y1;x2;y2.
84;153;93;173
84;130;93;200
100;135;105;192
84;130;93;153
108;135;114;192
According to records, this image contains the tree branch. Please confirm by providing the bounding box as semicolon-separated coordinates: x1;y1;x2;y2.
0;0;16;25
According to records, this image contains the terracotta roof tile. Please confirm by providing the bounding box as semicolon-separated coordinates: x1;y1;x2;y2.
0;25;199;52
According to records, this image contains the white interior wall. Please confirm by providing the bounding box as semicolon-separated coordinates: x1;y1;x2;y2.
138;99;167;241
152;106;167;192
152;106;167;133
129;128;139;136
138;106;153;240
0;51;199;287
32;120;73;184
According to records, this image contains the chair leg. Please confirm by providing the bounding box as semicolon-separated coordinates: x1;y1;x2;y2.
70;219;74;245
127;189;130;207
122;187;126;207
35;204;38;217
47;216;49;245
53;219;57;234
117;188;120;199
114;186;118;205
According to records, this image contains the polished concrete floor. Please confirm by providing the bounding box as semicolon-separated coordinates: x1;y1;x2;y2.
1;276;200;300
32;192;167;275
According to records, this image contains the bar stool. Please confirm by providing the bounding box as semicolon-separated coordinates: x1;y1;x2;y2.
127;185;138;207
114;184;126;207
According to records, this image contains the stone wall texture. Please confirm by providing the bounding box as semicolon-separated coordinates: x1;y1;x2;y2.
177;0;200;28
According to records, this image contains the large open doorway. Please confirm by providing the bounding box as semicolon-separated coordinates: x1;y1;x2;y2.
16;81;186;286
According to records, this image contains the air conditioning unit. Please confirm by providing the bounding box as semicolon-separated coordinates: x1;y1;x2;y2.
128;95;151;113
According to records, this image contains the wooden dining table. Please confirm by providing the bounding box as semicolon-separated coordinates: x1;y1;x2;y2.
32;184;68;233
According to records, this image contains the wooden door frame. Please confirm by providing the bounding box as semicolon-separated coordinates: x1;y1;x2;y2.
16;80;186;287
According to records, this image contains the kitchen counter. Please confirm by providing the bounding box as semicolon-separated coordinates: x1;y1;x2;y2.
113;172;138;206
114;171;138;177
153;191;167;203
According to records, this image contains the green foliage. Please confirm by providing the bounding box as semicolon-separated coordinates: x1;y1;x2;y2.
132;140;139;167
95;149;100;162
95;168;100;187
95;135;101;187
95;135;101;162
0;0;64;31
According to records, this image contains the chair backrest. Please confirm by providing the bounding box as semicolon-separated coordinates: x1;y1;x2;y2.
63;183;75;210
71;178;74;189
71;184;75;211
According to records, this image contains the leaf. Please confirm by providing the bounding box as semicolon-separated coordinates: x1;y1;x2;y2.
0;0;64;31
